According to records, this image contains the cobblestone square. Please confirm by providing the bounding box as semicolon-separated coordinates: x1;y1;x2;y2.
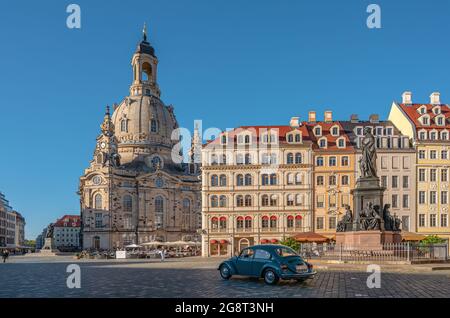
1;256;450;298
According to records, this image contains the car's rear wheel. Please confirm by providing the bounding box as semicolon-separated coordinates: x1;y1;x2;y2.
219;264;232;280
263;269;279;285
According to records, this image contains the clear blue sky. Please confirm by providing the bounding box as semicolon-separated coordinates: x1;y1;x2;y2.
0;0;449;239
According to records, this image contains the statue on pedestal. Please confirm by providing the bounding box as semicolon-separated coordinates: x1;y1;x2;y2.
359;203;381;231
359;127;378;178
336;205;353;232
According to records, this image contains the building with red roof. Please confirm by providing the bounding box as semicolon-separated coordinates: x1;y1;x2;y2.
53;215;81;250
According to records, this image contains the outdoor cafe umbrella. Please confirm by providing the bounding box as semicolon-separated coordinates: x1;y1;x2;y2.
125;244;142;249
292;232;330;243
401;232;426;242
141;241;166;247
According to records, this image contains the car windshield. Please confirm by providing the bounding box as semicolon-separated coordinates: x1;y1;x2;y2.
276;247;298;257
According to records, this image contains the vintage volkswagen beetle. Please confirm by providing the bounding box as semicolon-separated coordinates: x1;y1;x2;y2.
218;244;316;285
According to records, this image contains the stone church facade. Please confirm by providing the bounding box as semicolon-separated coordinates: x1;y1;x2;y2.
79;28;201;250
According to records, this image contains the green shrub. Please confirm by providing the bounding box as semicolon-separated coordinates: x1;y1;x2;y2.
280;237;300;251
420;235;446;245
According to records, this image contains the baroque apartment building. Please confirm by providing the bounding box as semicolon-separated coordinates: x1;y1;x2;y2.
389;92;450;241
305;111;356;238
201;118;314;257
79;28;201;250
341;114;416;232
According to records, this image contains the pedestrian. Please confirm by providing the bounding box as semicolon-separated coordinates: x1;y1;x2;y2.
2;250;9;263
160;248;165;262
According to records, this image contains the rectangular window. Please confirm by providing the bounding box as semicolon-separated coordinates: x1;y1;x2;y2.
329;195;337;208
419;169;426;182
430;214;437;227
95;213;103;228
329;217;336;230
430;150;437;159
419;214;425;227
442;150;448;160
316;195;324;208
316;217;324;230
402;176;409;188
392;176;398;188
402;216;410;231
418;150;426;159
381;176;387;188
403;157;410;169
316;176;324;186
441;214;448;228
402;195;409;208
341;194;349;207
442;169;448;182
392;156;399;169
419;191;426;204
381;156;388;169
430;169;437;182
430;191;437;204
392;195;398;208
442;191;448;205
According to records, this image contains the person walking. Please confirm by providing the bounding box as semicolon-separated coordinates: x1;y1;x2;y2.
160;248;165;262
2;250;9;263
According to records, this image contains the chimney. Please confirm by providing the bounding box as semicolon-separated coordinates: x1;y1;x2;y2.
290;117;300;128
308;111;316;123
402;91;412;104
430;92;440;105
324;111;333;123
350;114;359;123
369;114;380;124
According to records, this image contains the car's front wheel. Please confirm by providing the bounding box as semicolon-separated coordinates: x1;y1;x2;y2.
219;264;232;280
263;269;279;285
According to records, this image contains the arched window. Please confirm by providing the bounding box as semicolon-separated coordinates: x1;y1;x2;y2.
211;217;219;231
287;153;294;164
270;174;277;185
296;194;303;206
244;135;250;144
237;216;244;230
287;216;294;228
270;195;278;206
236;195;244;207
221;154;227;165
262;216;269;229
295;173;303;185
287;194;294;206
287;173;294;185
219;174;227;186
123;195;132;212
287;134;294;143
219;195;227;207
142;62;152;82
94;194;102;209
236;174;244;186
316;156;324;166
295;153;302;164
270;216;277;228
236;154;244;165
245;216;252;229
210;195;219;207
219;217;227;230
261;174;269;185
150;119;158;133
211;175;219;187
295;134;301;143
245;195;252;207
262;195;269;206
121;119;128;132
245;154;252;164
244;174;252;186
155;196;164;229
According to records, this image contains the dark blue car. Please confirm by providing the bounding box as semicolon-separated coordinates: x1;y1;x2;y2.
218;244;316;285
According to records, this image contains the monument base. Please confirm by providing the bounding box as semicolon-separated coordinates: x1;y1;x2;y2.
39;238;58;256
336;231;402;250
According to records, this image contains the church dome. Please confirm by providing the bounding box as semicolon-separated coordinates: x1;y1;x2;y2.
111;95;179;147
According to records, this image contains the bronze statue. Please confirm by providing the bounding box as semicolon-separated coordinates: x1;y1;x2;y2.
359;203;381;231
336;205;353;232
45;224;54;238
360;127;378;178
382;204;395;231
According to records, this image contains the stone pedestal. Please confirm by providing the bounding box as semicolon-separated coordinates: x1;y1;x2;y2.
39;238;58;256
336;231;402;250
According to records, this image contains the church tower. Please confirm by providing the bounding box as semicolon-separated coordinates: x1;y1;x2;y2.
79;25;201;250
129;24;161;98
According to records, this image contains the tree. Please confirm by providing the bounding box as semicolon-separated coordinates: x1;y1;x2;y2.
280;237;300;251
421;235;446;245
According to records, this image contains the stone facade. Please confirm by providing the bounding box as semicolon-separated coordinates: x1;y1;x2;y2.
53;215;81;250
79;29;201;250
201;119;314;257
389;92;449;242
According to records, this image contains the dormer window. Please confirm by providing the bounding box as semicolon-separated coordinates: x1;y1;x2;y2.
435;115;445;126
355;127;363;136
432;106;441;115
244;135;251;144
418;130;427;140
337;138;346;148
331;125;339;136
318;137;327;148
385;127;393;136
418;106;427;114
262;132;278;144
376;127;383;136
441;130;449;140
314;126;322;137
430;131;437;141
420;115;430;126
287;132;302;143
